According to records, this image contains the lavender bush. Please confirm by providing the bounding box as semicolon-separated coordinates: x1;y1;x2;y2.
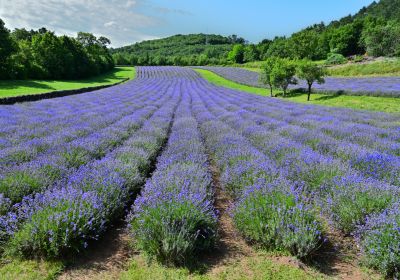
0;66;399;275
129;92;217;265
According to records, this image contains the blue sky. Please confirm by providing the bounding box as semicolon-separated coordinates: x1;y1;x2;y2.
0;0;375;47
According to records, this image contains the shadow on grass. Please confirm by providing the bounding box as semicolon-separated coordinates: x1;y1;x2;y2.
0;68;131;91
0;80;56;91
275;89;346;102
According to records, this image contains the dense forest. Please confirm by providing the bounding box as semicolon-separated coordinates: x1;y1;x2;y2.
0;20;114;80
111;34;245;66
113;0;400;66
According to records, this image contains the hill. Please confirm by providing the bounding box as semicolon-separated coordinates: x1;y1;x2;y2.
111;34;243;66
113;0;400;66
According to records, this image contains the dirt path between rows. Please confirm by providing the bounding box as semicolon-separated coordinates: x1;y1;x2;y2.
57;225;132;280
199;165;255;275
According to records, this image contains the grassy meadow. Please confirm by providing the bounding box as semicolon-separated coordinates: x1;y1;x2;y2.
0;67;135;98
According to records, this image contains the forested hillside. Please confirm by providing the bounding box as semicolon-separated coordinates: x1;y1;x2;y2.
111;34;244;66
112;0;400;66
0;20;114;80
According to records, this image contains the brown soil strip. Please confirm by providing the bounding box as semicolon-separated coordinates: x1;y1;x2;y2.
309;225;377;280
57;226;132;280
200;164;255;274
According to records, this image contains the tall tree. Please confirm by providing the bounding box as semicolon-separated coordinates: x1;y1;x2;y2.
270;58;297;97
227;44;245;64
0;19;15;79
259;57;277;97
296;60;326;101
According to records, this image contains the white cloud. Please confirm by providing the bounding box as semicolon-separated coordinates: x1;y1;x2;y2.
0;0;160;47
104;21;117;28
125;0;136;8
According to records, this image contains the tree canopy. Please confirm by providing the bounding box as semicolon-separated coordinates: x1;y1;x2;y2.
0;20;114;80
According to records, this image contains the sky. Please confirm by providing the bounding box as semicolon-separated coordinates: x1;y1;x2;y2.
0;0;376;47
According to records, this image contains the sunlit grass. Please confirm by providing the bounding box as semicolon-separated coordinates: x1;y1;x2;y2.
0;67;135;98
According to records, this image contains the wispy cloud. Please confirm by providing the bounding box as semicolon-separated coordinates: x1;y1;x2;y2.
0;0;161;46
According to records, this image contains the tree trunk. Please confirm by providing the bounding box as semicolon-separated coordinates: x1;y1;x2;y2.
270;85;273;97
307;83;312;101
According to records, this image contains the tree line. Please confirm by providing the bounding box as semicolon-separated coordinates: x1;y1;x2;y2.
0;19;114;80
111;33;245;66
259;58;326;101
227;0;400;64
111;0;400;66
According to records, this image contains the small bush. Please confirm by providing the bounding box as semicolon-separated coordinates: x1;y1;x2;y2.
325;53;347;65
357;204;400;278
323;175;396;235
233;182;324;259
129;200;217;266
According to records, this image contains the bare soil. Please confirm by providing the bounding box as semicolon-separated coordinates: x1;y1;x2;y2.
57;226;132;280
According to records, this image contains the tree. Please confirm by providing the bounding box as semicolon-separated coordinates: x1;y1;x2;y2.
243;44;259;62
0;19;16;79
227;44;245;64
296;60;326;101
361;21;400;57
259;57;277;97
270;58;297;97
329;22;364;56
291;29;322;60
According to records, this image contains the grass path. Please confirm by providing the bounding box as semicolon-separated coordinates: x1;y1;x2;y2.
0;67;135;98
194;68;400;114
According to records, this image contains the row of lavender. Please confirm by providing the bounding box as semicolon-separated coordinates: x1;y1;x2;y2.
0;66;399;277
189;68;400;277
0;76;181;257
128;87;217;265
0;81;171;213
197;66;400;97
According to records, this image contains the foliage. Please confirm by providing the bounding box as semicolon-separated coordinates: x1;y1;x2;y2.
325;53;347;65
270;58;297;96
0;19;114;80
227;44;245;64
233;184;324;259
357;203;400;278
259;57;277;96
362;21;400;57
111;33;236;66
0;19;16;79
296;60;326;100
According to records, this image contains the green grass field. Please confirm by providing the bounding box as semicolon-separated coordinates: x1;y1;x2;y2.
327;59;400;77
194;68;400;114
0;67;135;98
235;58;400;77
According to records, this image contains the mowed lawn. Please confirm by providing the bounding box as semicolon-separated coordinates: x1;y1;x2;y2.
194;68;400;114
0;66;135;98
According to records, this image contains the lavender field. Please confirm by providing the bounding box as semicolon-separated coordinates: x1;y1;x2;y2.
198;66;400;97
1;67;400;277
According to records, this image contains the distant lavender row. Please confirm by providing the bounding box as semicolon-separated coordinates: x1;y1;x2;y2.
129;89;217;264
197;66;400;97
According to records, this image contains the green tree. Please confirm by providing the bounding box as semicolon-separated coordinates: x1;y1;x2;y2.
270;58;297;97
227;44;245;63
291;29;321;59
259;57;277;97
361;21;400;57
243;45;259;62
329;22;364;56
296;60;326;101
0;19;16;79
